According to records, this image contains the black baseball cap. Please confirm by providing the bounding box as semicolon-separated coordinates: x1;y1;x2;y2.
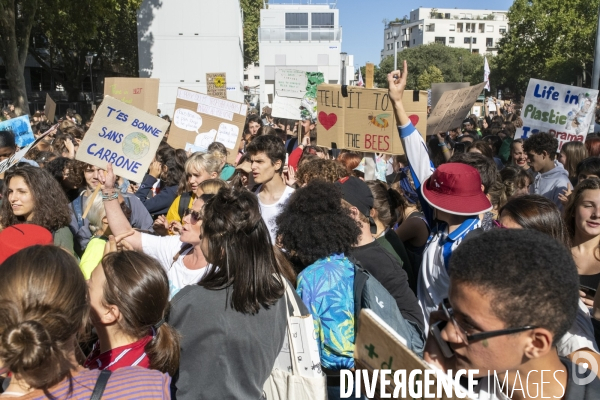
335;176;378;234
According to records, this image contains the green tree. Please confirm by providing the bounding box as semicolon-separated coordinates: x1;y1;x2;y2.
495;0;600;97
377;43;486;89
240;0;262;68
417;65;445;90
0;0;39;115
29;0;143;102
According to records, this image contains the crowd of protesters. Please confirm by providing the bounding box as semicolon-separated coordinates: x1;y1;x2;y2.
1;62;600;399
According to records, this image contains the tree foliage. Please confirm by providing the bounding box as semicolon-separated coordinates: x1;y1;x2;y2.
495;0;600;96
0;0;39;115
240;0;262;68
30;0;142;102
376;44;487;90
417;65;444;90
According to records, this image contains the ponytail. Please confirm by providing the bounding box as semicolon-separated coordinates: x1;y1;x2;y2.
145;319;180;376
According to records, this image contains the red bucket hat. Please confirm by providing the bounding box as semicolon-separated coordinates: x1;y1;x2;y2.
0;224;54;265
421;163;492;216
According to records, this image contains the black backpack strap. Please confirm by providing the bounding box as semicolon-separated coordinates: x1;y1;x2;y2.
349;255;369;325
90;369;111;400
178;192;192;219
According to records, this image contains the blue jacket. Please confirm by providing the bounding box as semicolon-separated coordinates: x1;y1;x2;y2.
135;174;179;217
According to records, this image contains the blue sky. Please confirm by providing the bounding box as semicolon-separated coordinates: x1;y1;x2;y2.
338;0;515;68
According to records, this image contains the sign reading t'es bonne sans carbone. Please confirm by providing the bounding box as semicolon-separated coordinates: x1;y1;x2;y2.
76;96;169;182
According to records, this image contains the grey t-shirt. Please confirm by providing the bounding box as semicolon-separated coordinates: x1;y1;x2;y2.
169;282;306;400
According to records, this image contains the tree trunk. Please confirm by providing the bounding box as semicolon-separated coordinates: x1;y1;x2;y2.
0;0;38;116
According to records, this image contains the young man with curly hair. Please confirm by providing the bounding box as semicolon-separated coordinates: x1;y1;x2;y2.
523;131;570;208
425;228;600;399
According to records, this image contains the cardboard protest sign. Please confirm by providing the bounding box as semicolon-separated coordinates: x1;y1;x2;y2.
272;95;303;120
427;82;486;136
167;88;247;164
104;78;160;115
206;73;227;99
516;79;599;149
355;310;473;399
76;96;168;183
431;83;469;110
0;124;58;175
44;94;57;122
0;116;35;148
316;84;427;155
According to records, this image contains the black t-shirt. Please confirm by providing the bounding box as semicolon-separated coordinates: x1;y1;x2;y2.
350;240;424;331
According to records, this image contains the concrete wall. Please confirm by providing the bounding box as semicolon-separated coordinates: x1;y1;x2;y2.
138;0;244;117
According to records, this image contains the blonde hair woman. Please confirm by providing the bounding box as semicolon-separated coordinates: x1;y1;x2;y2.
153;152;223;235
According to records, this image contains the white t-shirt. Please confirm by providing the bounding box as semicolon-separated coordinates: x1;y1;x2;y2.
255;185;295;243
556;300;600;357
141;233;209;299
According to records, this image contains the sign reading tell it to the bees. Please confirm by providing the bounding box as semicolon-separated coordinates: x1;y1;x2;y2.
316;84;427;154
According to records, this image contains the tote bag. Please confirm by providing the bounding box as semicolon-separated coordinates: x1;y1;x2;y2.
263;280;327;400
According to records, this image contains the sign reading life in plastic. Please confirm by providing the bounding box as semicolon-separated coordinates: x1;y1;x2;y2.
76;96;169;182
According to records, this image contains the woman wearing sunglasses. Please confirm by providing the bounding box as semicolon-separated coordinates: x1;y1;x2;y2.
98;163;211;299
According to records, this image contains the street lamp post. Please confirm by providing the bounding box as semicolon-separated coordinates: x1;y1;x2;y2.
85;54;95;105
391;23;400;71
340;52;348;85
460;56;463;82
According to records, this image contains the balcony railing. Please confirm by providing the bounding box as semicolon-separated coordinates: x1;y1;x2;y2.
259;26;342;42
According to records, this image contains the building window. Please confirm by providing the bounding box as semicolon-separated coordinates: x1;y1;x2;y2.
402;28;406;35
387;32;390;39
479;23;485;33
254;76;260;79
472;37;477;44
464;37;471;44
499;26;507;34
449;24;455;31
449;37;455;43
426;24;435;32
244;74;248;80
486;38;494;47
434;37;446;45
445;13;451;19
457;23;463;32
486;25;494;32
413;39;415;44
312;13;334;28
397;41;400;47
285;13;308;28
472;49;479;54
402;41;410;47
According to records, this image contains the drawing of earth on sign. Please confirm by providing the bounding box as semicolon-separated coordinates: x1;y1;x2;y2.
122;132;150;160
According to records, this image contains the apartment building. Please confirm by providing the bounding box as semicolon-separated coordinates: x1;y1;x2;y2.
381;8;508;60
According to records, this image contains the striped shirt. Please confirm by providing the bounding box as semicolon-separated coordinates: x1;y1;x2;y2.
84;336;151;372
19;367;170;399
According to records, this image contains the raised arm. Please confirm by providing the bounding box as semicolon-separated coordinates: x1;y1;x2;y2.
97;163;143;251
387;60;434;188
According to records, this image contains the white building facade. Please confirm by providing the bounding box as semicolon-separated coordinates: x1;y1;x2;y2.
258;2;350;107
137;0;245;117
381;8;508;61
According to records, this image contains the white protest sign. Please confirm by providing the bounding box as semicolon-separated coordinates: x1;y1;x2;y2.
276;68;308;99
193;129;217;149
516;79;599;149
76;96;169;182
0;124;58;175
174;109;204;132
215;123;239;150
272;95;302;120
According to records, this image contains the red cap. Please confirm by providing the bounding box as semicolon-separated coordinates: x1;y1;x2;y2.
421;163;492;216
0;224;54;265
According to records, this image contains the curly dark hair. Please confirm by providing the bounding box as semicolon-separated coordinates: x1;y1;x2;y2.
450;229;578;344
276;180;361;266
156;146;185;187
523;132;558;160
44;157;85;190
1;165;72;232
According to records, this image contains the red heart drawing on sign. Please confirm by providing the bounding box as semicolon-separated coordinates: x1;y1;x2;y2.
408;115;420;126
318;112;338;131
